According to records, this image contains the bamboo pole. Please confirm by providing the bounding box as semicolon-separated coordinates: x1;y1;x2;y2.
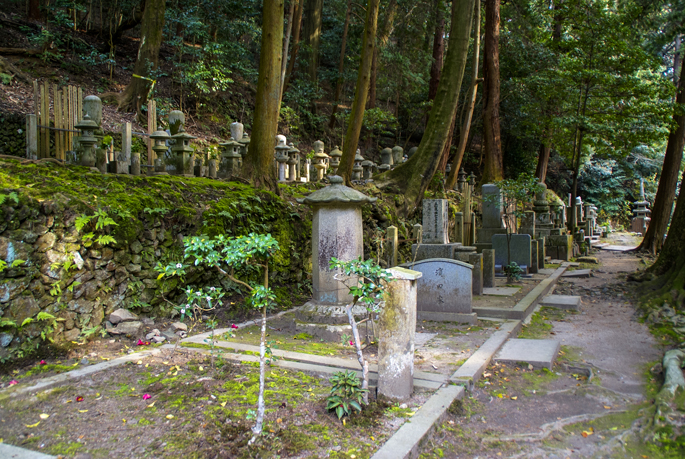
54;84;61;159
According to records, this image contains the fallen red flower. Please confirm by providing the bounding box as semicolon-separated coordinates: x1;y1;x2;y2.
39;360;46;365
231;324;239;329
137;339;150;346
76;396;84;402
8;380;18;386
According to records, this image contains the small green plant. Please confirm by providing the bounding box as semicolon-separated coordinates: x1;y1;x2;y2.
503;262;524;282
0;258;25;273
75;209;118;247
143;207;170;216
0;192;19;206
327;370;367;420
20;312;65;342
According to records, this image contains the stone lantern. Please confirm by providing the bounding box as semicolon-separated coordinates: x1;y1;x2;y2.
170;127;196;176
379;147;393;172
238;132;250;166
352;149;364;180
295;175;378;337
362;160;373;180
275;135;290;182
75;114;98;169
329;145;342;174
392;145;404;165
313;140;329;182
219;139;242;178
457;169;467;192
288;143;300;181
150;130;170;175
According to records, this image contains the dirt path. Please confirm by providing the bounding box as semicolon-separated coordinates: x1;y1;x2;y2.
420;242;666;459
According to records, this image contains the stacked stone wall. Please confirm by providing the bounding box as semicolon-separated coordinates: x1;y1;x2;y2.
0;113;27;157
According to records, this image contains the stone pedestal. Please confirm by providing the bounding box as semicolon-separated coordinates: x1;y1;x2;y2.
377;267;421;401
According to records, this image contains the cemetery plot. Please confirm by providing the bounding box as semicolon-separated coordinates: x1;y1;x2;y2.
472;273;551;310
0;350;431;459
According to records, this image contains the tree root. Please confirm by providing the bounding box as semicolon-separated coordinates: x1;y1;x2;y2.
482;411;626;444
653;349;685;426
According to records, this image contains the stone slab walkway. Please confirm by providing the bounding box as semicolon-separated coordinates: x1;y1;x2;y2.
0;443;56;459
494;338;561;370
540;294;582;310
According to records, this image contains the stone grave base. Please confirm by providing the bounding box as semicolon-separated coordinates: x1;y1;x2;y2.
561;269;592;278
483;287;520;296
540;295;581;311
494;338;561;370
417;311;477;324
293;302;370;341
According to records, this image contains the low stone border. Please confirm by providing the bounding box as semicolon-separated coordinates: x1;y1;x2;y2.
472;264;568;319
0;349;160;401
0;442;56;459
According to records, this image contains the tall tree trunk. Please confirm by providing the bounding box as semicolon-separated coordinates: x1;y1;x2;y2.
337;0;381;184
638;62;685;254
482;0;502;183
428;0;445;102
241;0;284;194
28;0;41;20
282;0;303;94
366;0;397;109
279;0;299;110
329;0;353;128
446;0;481;189
535;139;551;183
375;0;476;216
303;0;323;82
117;0;165;114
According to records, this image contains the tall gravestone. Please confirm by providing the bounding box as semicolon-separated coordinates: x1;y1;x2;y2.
492;234;532;272
295;176;377;339
475;184;507;252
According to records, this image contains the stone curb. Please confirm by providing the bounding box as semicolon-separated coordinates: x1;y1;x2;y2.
472;265;568;319
0;349;160;400
0;443;56;458
371;385;464;459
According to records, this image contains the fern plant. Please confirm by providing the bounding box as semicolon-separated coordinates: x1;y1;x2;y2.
75;209;118;246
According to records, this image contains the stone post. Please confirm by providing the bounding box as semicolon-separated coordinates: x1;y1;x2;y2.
453;212;464;244
387;226;398;267
530;240;539;274
377;266;421;401
131;152;141;175
482;249;495;288
120;122;132;173
379;147;393;171
537;237;546;269
391;145;404;165
412;224;423;244
26;114;38;160
470;212;477;246
469;253;483;295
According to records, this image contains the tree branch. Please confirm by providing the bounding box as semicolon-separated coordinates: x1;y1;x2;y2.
214;265;253;291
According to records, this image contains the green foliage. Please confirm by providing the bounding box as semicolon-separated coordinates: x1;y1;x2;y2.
328;257;393;311
326;370;367;420
75;209;117;247
0;258;25;273
503;262;524;282
0;192;19;206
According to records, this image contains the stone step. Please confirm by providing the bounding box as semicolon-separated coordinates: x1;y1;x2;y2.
483;287;520;296
561;269;592;278
539;294;581;311
494;338;561;370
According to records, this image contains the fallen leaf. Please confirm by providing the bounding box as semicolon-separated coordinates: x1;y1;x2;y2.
25;422;40;428
78;410;88;413
511;396;518;400
39;414;50;419
166;414;174;419
199;366;204;371
603;405;611;410
147;402;156;408
276;418;282;423
137;360;143;365
220;401;226;407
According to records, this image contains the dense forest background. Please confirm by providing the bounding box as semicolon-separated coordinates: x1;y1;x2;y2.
0;0;683;225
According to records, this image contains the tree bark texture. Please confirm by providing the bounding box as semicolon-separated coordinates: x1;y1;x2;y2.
337;0;381;184
303;0;323;82
428;0;445;102
329;0;353;128
279;0;299;110
366;0;397;109
28;0;41;21
535;140;551;183
282;0;303;94
482;0;503;183
117;0;165;113
375;0;476;216
638;62;685;254
446;0;481;189
241;0;284;193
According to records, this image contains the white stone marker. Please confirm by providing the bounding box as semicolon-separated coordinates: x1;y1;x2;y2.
378;266;421;401
422;199;450;244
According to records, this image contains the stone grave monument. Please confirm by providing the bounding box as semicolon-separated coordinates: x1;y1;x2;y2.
295;176;377;339
475;184;507;252
492;233;532;273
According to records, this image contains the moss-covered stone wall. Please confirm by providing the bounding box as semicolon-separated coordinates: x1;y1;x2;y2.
0;159;312;361
0;113;26;157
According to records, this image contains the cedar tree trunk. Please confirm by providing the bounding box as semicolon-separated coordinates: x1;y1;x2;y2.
303;0;323;82
428;0;445;102
638;62;685;254
482;0;503;183
241;0;284;194
337;0;381;183
374;0;476;216
446;0;481;189
117;0;165;114
282;0;303;94
329;0;353;128
367;0;397;109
